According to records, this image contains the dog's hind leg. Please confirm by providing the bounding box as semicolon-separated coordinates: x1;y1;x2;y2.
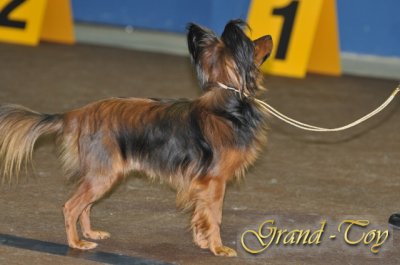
190;177;237;257
80;203;111;240
63;173;121;250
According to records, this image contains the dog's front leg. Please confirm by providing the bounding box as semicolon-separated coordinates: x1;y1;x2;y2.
190;177;237;257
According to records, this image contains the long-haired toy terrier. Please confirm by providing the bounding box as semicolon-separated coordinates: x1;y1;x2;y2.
0;20;272;257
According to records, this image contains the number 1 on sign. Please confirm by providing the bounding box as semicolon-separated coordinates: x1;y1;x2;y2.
247;0;327;77
272;0;299;60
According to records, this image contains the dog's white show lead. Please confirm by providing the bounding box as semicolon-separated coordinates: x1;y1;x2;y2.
218;82;400;132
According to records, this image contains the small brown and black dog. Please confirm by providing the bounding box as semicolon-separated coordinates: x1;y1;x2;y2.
0;20;272;256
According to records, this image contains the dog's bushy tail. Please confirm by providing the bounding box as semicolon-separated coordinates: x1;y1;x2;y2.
0;104;63;182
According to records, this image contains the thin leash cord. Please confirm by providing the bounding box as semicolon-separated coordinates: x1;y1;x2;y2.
218;82;400;132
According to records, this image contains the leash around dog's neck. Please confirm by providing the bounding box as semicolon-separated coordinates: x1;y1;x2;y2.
217;82;400;132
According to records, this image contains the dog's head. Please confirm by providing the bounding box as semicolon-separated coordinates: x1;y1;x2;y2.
187;19;272;96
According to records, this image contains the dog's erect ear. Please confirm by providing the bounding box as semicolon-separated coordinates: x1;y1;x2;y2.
221;20;257;94
221;19;254;64
253;35;273;66
221;20;251;48
186;23;218;64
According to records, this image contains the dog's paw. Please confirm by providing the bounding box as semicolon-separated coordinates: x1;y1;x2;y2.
211;245;237;257
69;240;98;250
83;230;111;240
193;230;209;249
194;238;209;249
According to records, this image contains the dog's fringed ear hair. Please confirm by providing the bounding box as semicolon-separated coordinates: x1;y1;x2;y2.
221;20;257;95
187;23;218;64
187;23;219;88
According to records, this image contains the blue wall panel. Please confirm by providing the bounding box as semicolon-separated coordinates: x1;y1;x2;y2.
337;0;400;57
71;0;251;35
72;0;400;57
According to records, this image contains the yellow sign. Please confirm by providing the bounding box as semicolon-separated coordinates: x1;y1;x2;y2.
247;0;341;78
0;0;74;46
0;0;47;45
41;0;74;44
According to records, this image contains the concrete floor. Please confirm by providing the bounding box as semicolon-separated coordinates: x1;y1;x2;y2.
0;42;399;265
